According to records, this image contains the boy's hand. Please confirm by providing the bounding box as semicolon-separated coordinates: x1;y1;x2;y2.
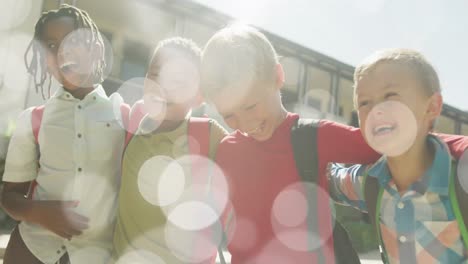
30;200;89;240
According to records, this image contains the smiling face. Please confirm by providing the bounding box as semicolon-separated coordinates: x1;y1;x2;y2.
143;48;201;122
212;77;285;142
41;16;101;90
355;62;442;156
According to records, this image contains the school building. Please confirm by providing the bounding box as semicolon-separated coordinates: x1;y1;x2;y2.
0;0;465;259
1;0;465;136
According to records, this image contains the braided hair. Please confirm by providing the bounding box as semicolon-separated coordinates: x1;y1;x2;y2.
24;4;105;99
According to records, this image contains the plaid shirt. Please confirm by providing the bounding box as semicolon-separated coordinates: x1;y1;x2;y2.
329;135;468;264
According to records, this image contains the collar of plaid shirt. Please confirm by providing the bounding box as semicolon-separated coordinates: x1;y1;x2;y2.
367;134;451;196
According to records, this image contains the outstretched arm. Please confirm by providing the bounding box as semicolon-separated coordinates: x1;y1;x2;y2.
327;163;371;212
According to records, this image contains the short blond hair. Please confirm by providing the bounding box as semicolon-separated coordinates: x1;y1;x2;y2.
354;48;441;96
201;24;279;99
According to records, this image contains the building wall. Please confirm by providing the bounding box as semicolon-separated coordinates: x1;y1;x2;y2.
435;114;456;134
14;0;468;134
462;123;468;136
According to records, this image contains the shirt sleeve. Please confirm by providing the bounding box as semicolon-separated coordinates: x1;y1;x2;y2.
317;120;380;165
315;120;380;203
3;107;39;183
327;163;370;212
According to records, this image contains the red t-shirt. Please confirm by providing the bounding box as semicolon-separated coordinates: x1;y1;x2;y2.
215;113;380;264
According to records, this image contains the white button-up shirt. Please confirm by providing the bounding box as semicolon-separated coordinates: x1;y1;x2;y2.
3;85;126;264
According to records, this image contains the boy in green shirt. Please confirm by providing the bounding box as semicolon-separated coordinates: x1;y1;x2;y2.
112;38;226;263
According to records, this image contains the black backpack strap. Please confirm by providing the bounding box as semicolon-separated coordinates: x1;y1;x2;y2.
332;220;360;264
290;118;359;264
290;118;320;183
364;173;388;263
290;118;322;261
363;175;380;229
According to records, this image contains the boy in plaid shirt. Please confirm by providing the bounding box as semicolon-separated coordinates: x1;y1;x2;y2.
328;49;468;263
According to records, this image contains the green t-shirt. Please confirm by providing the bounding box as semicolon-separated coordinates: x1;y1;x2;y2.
113;116;226;262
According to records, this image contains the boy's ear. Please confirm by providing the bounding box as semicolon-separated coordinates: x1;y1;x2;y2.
427;92;443;120
275;63;285;90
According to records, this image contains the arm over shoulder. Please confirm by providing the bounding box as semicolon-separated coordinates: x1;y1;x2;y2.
327;163;371;212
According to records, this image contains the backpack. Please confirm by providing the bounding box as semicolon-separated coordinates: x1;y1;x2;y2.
363;152;468;263
290;118;360;264
217;118;361;264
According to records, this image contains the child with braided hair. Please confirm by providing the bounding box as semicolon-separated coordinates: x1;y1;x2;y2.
1;4;126;264
24;3;107;99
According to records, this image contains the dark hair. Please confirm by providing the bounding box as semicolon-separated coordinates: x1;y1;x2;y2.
151;37;202;68
24;4;105;99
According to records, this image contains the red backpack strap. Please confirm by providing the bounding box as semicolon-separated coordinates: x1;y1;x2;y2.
187;117;211;157
29;105;45;200
124;100;146;147
120;103;130;133
31;105;45;144
187;117;217;263
187;117;212;186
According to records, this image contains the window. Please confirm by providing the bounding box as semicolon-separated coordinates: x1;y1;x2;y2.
280;56;302;110
462;123;468;136
128;2;177;45
435;115;456;134
120;39;150;81
84;0;177;46
305;66;332;113
337;77;355;123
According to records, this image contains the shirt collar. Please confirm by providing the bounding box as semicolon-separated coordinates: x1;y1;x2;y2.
368;134;452;195
54;84;108;102
137;112;191;143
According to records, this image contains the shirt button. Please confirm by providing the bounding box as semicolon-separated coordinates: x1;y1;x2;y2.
61;245;66;250
77;133;82;138
65;94;70;98
399;236;407;243
77;105;82;109
93;96;96;100
106;123;110;127
57;250;61;254
397;202;405;209
77;167;82;172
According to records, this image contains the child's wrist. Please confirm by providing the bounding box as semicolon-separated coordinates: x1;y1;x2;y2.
23;200;40;223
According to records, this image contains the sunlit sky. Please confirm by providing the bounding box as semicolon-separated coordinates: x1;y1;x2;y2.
195;0;467;111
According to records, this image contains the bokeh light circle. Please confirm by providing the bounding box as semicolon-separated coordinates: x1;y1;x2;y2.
364;101;418;157
0;0;32;31
137;156;186;207
271;182;336;252
58;28;114;88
